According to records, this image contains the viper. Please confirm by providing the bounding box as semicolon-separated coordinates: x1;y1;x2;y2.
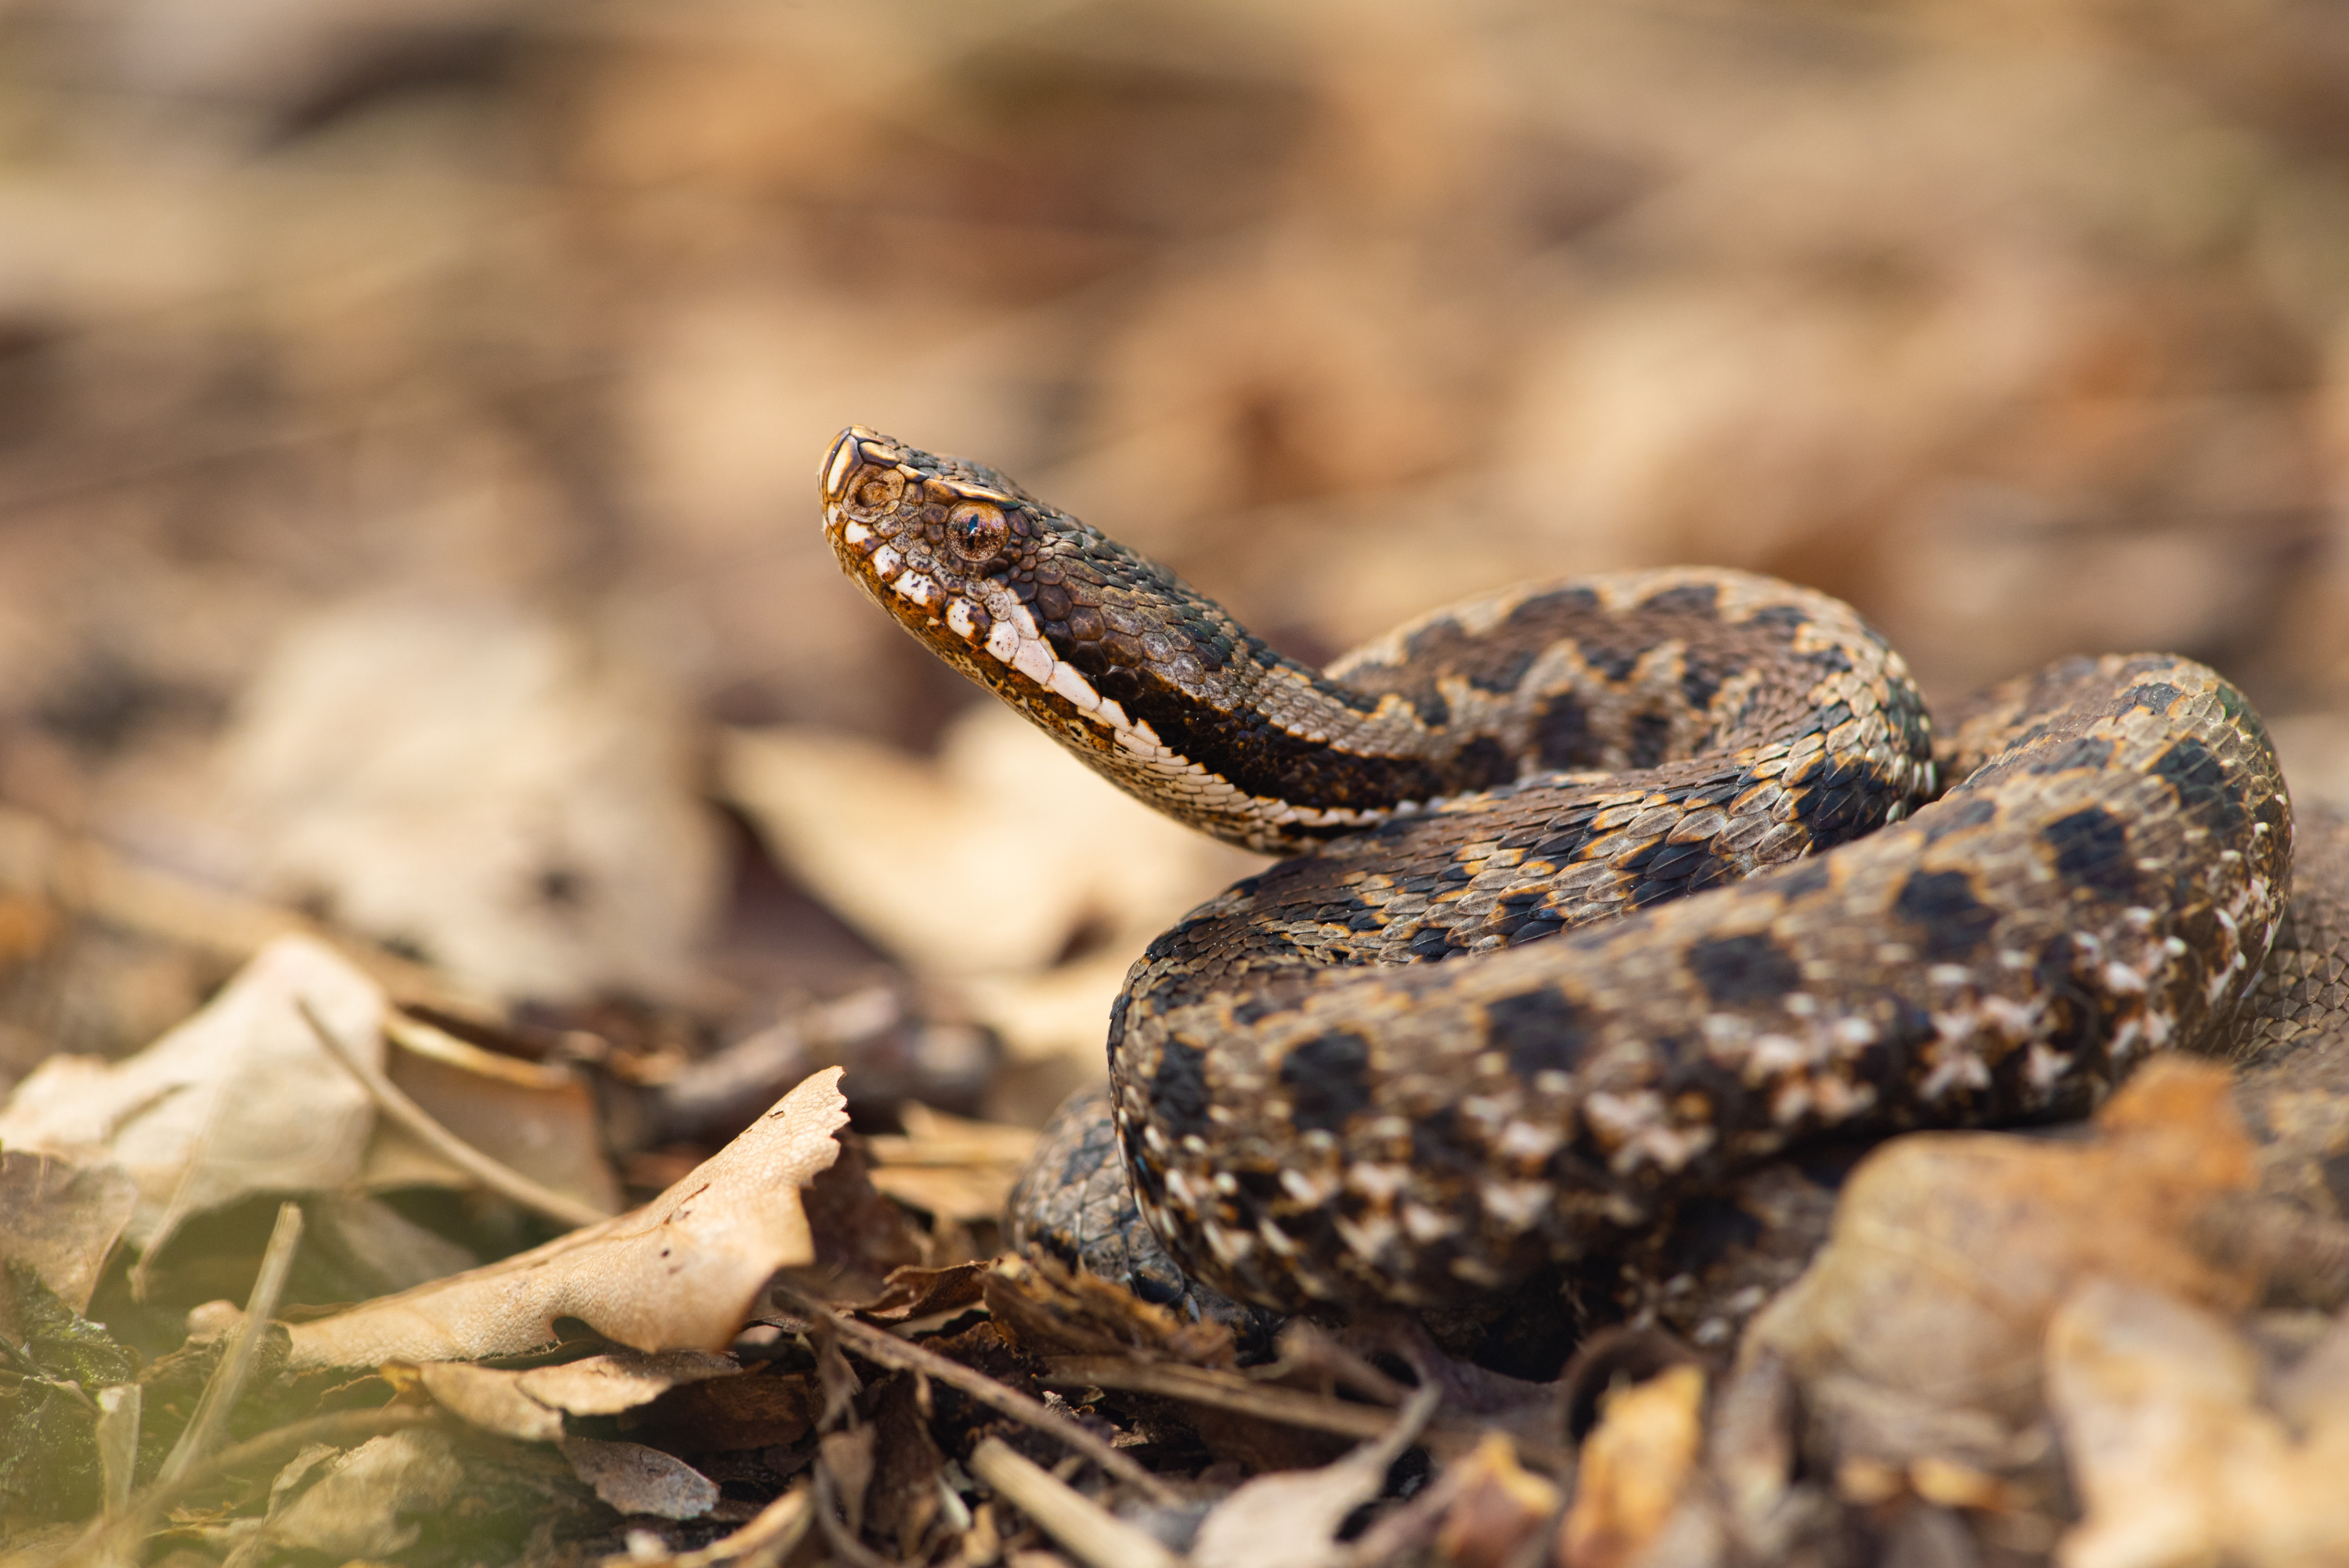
817;425;2293;1314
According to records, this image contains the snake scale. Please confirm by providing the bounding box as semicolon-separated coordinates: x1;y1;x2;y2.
818;426;2295;1315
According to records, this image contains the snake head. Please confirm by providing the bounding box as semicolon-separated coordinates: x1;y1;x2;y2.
819;425;1152;729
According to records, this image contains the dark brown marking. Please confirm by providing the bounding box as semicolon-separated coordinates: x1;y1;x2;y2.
2153;736;2245;834
1534;693;1598;770
1281;1032;1374;1133
1895;869;1999;962
1486;988;1596;1080
1687;932;1803;1006
2043;806;2138;900
1152;1038;1214;1140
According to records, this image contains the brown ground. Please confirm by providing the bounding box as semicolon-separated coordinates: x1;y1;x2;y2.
6;3;2349;1563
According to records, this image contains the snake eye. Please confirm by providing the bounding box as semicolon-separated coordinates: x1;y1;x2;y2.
947;501;1009;564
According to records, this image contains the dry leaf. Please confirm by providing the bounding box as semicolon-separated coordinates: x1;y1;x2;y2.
1429;1433;1563;1568
818;1425;877;1539
356;1013;622;1214
1559;1365;1706;1568
414;1361;565;1443
265;1428;467;1558
1745;1058;2261;1422
561;1436;720;1521
863;1103;1036;1224
1189;1386;1438;1568
0;1149;138;1338
852;1262;993;1326
0;934;385;1257
2046;1280;2349;1568
628;1368;817;1454
302;1191;481;1298
517;1350;740;1415
285;1069;848;1368
602;1486;813;1568
721;708;1264;1062
868;1373;950;1560
863;1166;1017;1225
216;600;723;1005
1189;1441;1395;1568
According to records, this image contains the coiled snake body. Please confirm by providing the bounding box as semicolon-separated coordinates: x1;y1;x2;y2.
819;427;2293;1314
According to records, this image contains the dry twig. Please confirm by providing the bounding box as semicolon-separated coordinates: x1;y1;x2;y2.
155;1201;305;1487
968;1436;1183;1568
1039;1356;1566;1468
299;997;615;1230
770;1284;1179;1507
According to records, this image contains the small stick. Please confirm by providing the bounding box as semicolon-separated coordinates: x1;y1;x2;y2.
810;1462;898;1568
770;1284;1178;1507
156;1202;305;1487
1039;1356;1564;1468
968;1437;1182;1568
94;1384;140;1518
658;1482;812;1568
1042;1357;1398;1442
299;997;613;1230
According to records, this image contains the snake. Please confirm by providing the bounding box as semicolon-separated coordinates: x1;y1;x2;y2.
817;425;2294;1316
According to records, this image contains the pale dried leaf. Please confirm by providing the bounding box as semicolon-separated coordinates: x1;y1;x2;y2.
2046;1279;2349;1568
1189;1443;1394;1568
1190;1385;1438;1568
2275;1313;2349;1432
414;1361;565;1442
265;1428;466;1558
1559;1365;1705;1568
218;600;723;1004
561;1436;719;1521
356;1016;622;1213
817;1425;876;1537
0;934;384;1254
284;1069;848;1368
864;1163;1019;1224
517;1350;740;1415
873;1101;1040;1166
266;1442;343;1514
1427;1434;1564;1568
0;1149;139;1332
721;708;1264;1061
1746;1058;2261;1421
863;1105;1031;1227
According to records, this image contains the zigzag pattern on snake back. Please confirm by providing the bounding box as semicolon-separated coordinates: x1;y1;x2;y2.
817;426;2293;1313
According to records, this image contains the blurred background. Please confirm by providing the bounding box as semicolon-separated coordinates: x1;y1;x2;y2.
4;0;2349;1136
